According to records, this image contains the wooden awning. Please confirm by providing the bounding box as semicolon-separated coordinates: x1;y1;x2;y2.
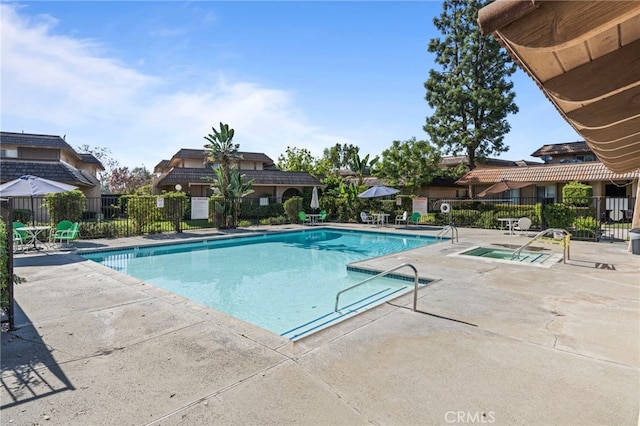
478;0;640;174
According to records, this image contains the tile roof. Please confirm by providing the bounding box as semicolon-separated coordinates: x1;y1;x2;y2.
0;159;99;187
156;168;322;187
456;162;639;185
0;131;74;151
154;160;170;171
439;155;540;167
530;141;591;157
172;149;274;165
78;153;105;169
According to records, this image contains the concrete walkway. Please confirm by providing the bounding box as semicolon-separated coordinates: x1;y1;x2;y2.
1;225;638;425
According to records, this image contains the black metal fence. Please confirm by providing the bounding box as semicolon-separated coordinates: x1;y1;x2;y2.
426;196;635;241
5;194;636;242
1;198;15;330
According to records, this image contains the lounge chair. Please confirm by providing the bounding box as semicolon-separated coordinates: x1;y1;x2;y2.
514;217;532;236
410;212;421;225
12;222;32;251
49;220;74;244
51;221;80;246
12;229;26;252
360;211;375;225
298;211;310;225
395;211;408;226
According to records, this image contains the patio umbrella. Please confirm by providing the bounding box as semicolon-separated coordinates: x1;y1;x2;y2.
477;181;532;198
358;185;400;199
0;175;78;225
310;186;320;211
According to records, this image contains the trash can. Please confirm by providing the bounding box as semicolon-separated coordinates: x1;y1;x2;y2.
630;228;640;255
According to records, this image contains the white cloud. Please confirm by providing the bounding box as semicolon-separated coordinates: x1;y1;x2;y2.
0;4;344;168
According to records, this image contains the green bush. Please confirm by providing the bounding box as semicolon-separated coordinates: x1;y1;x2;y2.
563;181;592;206
283;196;304;223
572;216;599;239
124;195;160;234
13;209;31;223
79;221;120;239
161;192;188;232
0;221;8;311
544;203;575;229
46;190;87;223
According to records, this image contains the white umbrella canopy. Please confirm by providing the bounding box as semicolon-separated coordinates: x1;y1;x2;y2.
0;175;78;224
310;186;320;210
358;185;400;199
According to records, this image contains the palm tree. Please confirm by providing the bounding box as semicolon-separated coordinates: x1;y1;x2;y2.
204;123;246;228
348;153;378;187
204;122;241;187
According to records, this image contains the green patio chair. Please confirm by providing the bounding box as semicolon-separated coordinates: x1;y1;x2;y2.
12;228;26;252
51;221;80;246
49;220;73;242
318;210;327;223
12;221;32;245
298;211;310;225
410;212;421;225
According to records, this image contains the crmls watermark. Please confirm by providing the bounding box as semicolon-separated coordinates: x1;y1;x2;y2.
444;411;496;424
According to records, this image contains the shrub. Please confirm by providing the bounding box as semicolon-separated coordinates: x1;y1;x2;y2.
79;221;120;239
161;191;188;232
13;209;31;223
563;181;592;206
544;203;575;229
572;216;599;239
0;221;8;311
124;195;160;234
283;196;304;223
46;190;86;223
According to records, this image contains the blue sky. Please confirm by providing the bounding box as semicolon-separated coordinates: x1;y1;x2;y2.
1;1;581;170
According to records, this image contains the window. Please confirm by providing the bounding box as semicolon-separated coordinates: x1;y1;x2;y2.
455;189;468;198
507;189;520;204
0;149;18;158
536;184;556;201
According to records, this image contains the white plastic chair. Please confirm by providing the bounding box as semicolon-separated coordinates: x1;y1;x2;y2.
360;211;375;225
395;211;408;226
514;217;532;235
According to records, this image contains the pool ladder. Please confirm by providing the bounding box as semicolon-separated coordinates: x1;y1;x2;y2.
436;225;458;243
511;228;571;263
334;263;420;313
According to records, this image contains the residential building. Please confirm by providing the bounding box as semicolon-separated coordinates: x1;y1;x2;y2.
153;149;321;202
531;141;598;164
456;141;638;222
0;131;104;221
457;141;637;198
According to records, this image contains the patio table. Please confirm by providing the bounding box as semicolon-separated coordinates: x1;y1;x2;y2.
18;225;51;250
306;214;321;225
372;213;390;227
498;218;518;235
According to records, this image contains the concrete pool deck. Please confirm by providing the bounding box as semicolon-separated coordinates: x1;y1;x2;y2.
2;224;638;425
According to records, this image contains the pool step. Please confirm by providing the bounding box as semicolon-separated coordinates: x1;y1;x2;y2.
280;286;408;340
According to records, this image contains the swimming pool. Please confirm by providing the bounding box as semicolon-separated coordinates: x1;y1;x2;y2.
81;229;439;340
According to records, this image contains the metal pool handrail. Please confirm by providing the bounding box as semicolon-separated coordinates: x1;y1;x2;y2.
334;263;420;313
436;225;459;243
511;228;571;263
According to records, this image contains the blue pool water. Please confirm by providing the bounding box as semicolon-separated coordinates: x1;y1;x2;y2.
82;229;439;339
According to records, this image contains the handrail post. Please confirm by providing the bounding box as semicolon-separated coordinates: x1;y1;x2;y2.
335;263;421;312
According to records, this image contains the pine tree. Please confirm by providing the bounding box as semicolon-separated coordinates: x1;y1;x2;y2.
424;0;518;170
